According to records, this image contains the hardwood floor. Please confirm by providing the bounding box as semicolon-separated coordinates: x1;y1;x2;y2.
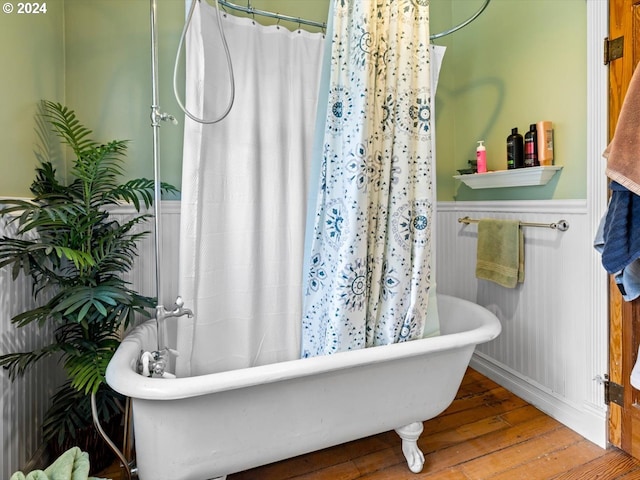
98;368;640;480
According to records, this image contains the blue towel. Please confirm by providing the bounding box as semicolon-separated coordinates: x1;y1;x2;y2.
601;181;640;274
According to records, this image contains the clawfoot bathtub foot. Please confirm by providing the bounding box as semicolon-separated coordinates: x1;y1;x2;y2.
395;422;425;473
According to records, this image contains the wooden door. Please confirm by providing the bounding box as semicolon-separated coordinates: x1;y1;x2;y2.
608;0;640;456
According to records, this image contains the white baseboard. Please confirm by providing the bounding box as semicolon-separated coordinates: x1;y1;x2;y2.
470;352;608;449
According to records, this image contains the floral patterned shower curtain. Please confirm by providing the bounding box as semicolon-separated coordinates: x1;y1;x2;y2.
302;0;435;357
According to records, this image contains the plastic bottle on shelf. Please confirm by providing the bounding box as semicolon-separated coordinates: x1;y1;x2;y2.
506;127;524;169
536;121;554;166
524;124;538;167
476;140;487;173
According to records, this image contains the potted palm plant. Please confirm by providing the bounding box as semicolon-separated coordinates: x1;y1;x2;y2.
0;100;177;471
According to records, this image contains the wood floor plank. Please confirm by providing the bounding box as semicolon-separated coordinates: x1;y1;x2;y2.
615;469;640;480
350;443;406;476
441;386;521;417
455;375;501;398
420;411;564;474
497;403;556;427
288;461;362;480
550;449;640;480
415;468;472;480
482;439;606;480
358;462;470;480
421;414;512;453
459;427;586;479
355;463;418;480
421;391;528;436
459;367;486;385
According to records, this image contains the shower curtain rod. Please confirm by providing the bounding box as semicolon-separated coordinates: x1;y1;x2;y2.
216;0;492;39
217;0;326;29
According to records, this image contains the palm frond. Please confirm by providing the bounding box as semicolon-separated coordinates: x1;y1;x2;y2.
72;140;129;196
64;339;120;394
11;305;54;328
0;238;95;273
40;101;97;158
103;178;179;210
43;382;124;444
30;161;67;197
0;343;63;379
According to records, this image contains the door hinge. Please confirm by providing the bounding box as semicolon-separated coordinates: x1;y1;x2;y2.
604;36;624;65
596;374;625;406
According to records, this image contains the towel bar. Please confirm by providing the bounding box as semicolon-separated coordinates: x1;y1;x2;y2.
457;216;570;232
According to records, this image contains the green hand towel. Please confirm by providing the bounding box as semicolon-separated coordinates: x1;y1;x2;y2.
475;218;524;288
10;471;50;480
10;447;105;480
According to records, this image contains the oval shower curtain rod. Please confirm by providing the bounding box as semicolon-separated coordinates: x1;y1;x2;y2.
217;0;326;30
216;0;492;39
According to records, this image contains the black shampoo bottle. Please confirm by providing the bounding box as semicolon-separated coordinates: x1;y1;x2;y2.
507;127;524;169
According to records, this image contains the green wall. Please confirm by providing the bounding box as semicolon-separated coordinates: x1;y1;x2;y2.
0;0;587;202
64;0;186;195
0;0;65;197
433;0;587;201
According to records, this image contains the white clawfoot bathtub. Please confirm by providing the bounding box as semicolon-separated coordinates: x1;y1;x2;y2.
106;294;500;480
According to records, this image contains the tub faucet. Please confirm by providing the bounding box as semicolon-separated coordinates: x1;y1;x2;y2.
156;296;193;351
143;296;193;378
157;296;193;322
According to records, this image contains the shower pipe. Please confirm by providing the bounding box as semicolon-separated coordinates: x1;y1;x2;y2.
90;2;181;478
150;0;163;316
217;0;492;40
91;392;135;480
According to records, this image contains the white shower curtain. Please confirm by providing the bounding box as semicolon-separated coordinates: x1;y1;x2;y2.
301;0;437;357
176;2;325;376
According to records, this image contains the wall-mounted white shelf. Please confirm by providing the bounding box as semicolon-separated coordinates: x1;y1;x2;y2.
453;165;562;189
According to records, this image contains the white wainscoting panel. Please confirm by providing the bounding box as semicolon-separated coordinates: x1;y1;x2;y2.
0;218;65;479
437;200;608;447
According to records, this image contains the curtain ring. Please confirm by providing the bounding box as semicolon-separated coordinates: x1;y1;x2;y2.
276;16;281;30
245;0;255;24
